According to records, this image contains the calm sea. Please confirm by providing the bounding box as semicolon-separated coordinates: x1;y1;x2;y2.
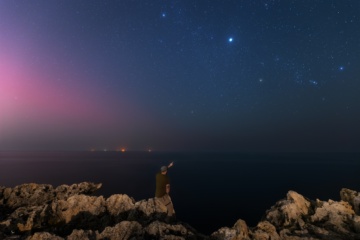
0;151;359;234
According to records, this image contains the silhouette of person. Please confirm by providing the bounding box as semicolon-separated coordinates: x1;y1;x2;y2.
155;161;175;220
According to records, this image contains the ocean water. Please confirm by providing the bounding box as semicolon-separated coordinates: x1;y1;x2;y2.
0;151;360;234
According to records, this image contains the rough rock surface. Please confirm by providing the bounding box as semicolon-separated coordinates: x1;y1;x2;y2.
1;183;360;239
212;188;360;240
2;182;102;210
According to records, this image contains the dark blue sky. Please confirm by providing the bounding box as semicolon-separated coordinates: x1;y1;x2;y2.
1;1;359;151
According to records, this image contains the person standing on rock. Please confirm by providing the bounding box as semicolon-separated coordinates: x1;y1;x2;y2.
155;161;175;221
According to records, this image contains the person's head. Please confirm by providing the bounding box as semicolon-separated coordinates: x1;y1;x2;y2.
160;166;168;174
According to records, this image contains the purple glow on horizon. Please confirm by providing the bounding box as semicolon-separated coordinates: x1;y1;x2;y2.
0;34;142;149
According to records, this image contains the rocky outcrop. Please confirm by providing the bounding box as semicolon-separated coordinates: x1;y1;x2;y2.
0;182;205;239
1;183;360;239
340;188;360;215
1;182;102;210
212;189;360;240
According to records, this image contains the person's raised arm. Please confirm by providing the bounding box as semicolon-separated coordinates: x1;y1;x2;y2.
168;161;174;169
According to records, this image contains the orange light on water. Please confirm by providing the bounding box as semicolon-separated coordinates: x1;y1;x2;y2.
116;146;126;152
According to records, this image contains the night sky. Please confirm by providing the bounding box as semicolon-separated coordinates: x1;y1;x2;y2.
1;1;359;152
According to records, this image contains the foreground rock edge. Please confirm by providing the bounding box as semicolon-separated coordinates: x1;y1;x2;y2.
1;182;360;240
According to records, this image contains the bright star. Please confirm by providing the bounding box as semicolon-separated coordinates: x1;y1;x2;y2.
228;37;233;42
309;80;318;86
161;13;166;17
339;66;344;71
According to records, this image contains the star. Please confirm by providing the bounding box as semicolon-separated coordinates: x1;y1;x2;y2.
339;66;344;71
161;13;166;18
309;80;318;86
228;37;233;43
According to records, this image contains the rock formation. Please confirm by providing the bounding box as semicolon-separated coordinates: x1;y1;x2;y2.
1;183;360;239
0;182;205;239
212;189;360;240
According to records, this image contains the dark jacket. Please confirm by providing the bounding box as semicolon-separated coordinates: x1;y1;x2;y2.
155;172;170;198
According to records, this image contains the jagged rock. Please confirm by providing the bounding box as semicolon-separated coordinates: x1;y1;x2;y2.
265;190;311;229
340;188;360;215
211;219;250;240
55;182;102;201
3;184;54;209
210;189;360;240
145;220;196;239
135;197;168;216
26;232;64;240
233;219;250;240
66;229;97;240
311;199;355;234
278;228;320;240
251;221;280;240
354;216;360;233
52;195;106;224
11;205;49;232
0;204;54;235
98;221;143;239
105;194;135;216
211;226;237;240
3;182;360;240
2;182;101;210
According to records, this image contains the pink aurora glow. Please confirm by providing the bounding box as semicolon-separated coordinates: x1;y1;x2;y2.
0;38;141;149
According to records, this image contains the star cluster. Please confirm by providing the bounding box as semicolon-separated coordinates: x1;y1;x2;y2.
0;1;359;151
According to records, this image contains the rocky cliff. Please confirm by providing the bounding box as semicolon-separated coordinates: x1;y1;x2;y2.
1;182;360;240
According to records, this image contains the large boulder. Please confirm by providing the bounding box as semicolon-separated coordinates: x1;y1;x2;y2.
265;190;312;229
105;194;135;216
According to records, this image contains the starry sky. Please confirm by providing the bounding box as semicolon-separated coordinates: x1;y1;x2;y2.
1;1;359;152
